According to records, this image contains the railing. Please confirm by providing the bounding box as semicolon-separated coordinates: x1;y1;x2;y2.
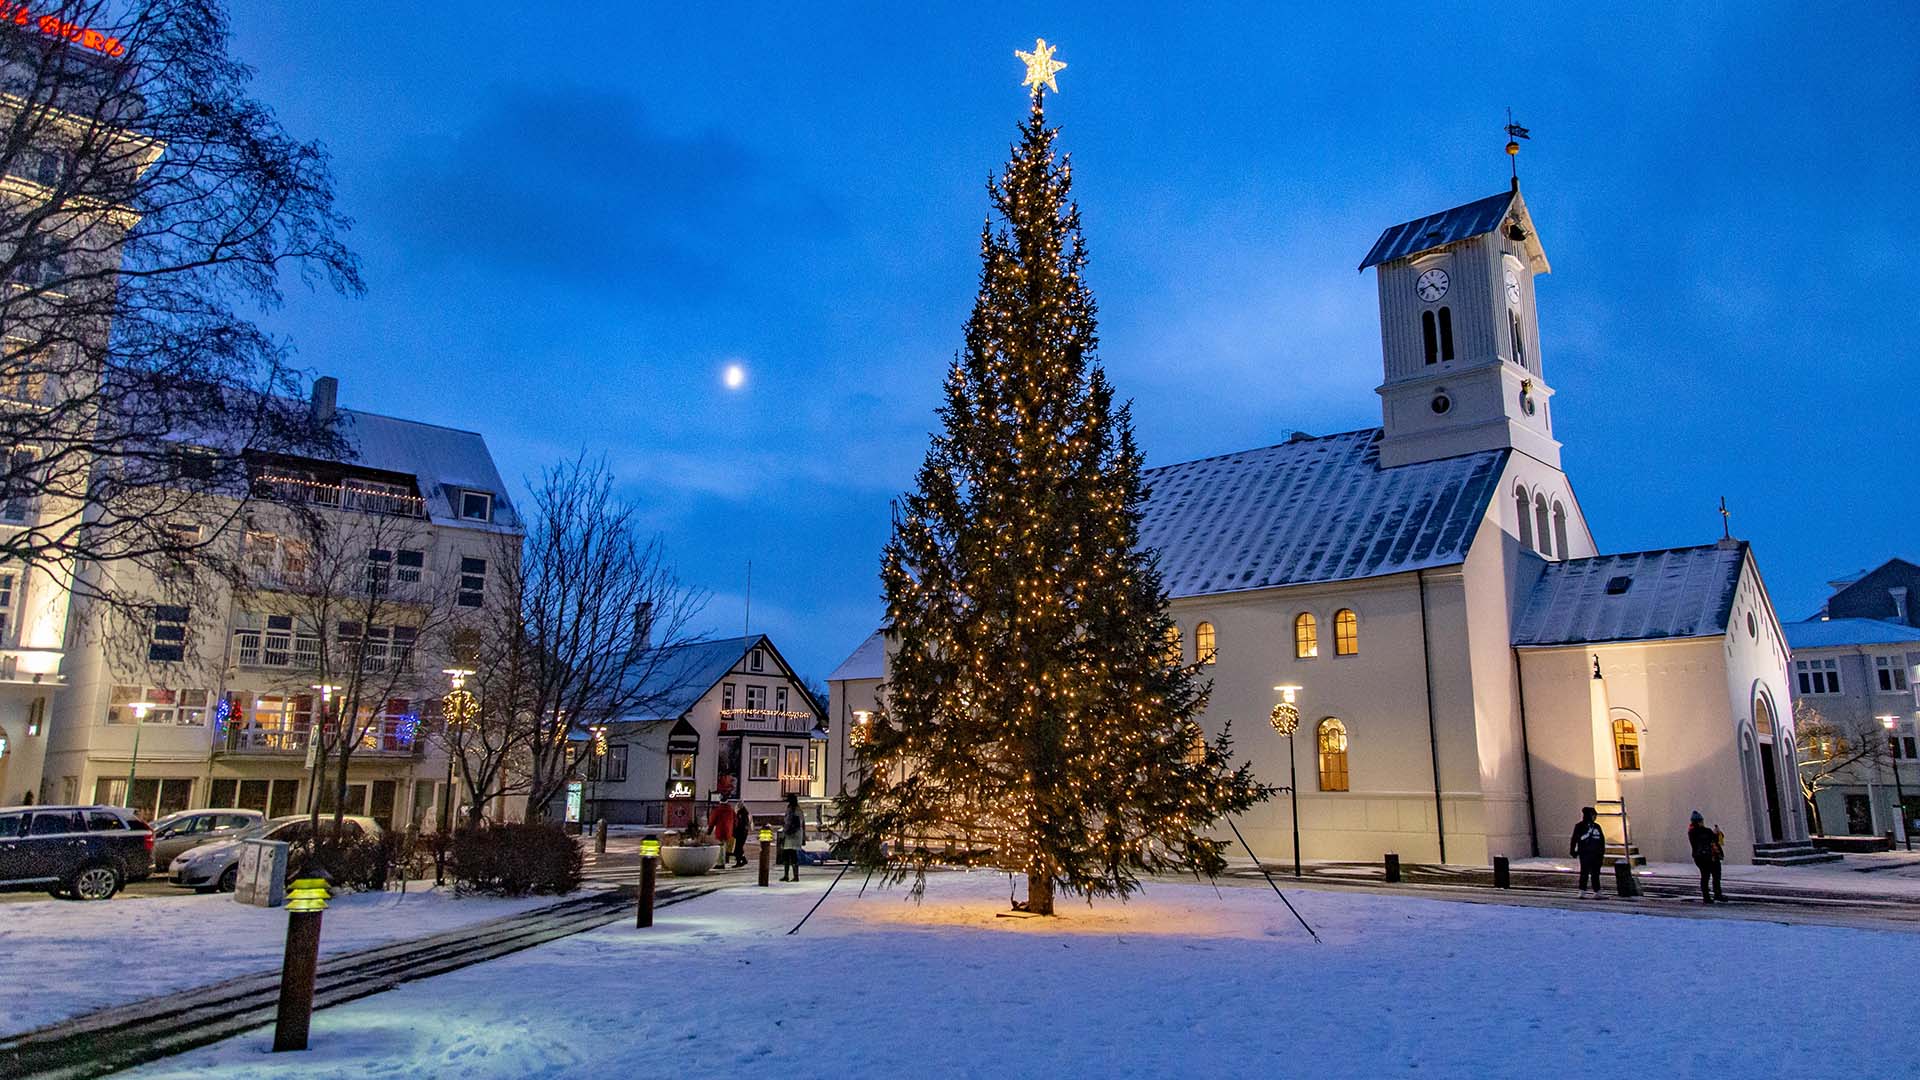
718;709;820;735
220;713;422;755
253;474;427;518
232;629;413;674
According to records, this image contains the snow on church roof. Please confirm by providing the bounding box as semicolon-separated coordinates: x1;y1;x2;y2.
1511;543;1748;647
1359;190;1517;269
1140;429;1507;599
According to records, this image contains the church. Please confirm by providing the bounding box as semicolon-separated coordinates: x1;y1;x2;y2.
827;182;1809;867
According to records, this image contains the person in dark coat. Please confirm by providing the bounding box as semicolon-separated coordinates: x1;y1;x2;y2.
732;801;752;867
779;793;805;882
708;801;736;868
1687;810;1727;902
1569;806;1607;897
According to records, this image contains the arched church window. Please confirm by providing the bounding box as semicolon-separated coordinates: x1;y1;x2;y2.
1195;621;1217;665
1534;495;1552;557
1164;624;1182;665
1612;718;1641;771
1437;307;1455;361
1421;311;1438;365
1334;609;1358;656
1510;310;1526;369
1317;718;1349;791
1552;502;1569;559
1515;488;1533;550
1294;613;1318;659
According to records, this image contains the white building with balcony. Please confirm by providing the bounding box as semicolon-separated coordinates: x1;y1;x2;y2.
38;377;521;827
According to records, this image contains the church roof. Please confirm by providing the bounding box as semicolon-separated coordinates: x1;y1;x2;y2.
1511;543;1748;647
1783;618;1920;651
1140;429;1506;600
828;629;888;682
1358;188;1548;273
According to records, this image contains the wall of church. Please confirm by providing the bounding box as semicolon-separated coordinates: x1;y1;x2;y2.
1721;557;1808;847
1458;514;1545;861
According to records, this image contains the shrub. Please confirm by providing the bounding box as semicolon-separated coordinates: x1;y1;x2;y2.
448;823;583;896
296;829;415;892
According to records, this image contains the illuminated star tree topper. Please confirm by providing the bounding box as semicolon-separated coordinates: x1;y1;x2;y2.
1016;37;1066;95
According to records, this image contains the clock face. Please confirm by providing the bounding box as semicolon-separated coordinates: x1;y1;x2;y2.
1504;269;1522;305
1415;268;1450;303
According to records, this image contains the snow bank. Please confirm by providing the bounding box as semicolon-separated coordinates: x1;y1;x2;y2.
0;885;563;1036
119;872;1920;1079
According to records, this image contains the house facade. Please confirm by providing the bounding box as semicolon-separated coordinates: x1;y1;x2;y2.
832;183;1808;866
37;378;521;828
568;635;827;828
1784;559;1920;838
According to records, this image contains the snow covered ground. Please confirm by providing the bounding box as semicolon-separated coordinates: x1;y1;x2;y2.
0;884;564;1037
122;871;1920;1079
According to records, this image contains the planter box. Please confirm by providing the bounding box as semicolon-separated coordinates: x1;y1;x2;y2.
660;844;723;876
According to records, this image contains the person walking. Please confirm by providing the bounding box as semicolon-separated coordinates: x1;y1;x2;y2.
779;793;805;882
1687;810;1727;903
732;800;752;867
709;800;736;871
1569;806;1607;897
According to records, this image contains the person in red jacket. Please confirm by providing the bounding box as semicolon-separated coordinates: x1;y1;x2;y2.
708;800;736;869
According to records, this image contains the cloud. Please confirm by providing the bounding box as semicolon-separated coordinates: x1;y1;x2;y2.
388;85;837;298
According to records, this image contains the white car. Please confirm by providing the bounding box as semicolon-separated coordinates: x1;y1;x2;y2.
149;808;266;868
169;814;381;892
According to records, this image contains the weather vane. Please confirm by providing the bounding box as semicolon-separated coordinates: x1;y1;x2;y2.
1504;107;1531;184
1017;38;1066;96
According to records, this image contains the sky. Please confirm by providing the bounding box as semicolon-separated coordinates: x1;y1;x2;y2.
222;3;1919;682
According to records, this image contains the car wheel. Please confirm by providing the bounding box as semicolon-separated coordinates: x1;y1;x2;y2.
70;864;122;901
217;865;239;893
47;886;68;899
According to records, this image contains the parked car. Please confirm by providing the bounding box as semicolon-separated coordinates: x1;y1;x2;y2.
0;805;154;900
149;809;267;867
169;814;381;892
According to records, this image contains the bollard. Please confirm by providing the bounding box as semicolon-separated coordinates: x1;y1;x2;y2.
758;826;773;887
1613;859;1639;898
637;837;659;928
595;818;608;855
1383;853;1401;884
272;869;332;1052
1492;855;1511;889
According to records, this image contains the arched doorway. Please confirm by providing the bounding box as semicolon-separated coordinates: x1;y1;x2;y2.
1753;693;1784;843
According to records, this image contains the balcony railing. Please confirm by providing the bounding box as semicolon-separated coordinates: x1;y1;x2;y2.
233;629;414;674
219;714;423;755
253;474;427;518
718;708;820;735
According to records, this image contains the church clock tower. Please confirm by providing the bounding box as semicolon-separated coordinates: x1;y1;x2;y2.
1361;185;1557;469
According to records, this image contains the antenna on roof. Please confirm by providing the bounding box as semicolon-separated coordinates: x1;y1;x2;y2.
1504;108;1530;189
1718;496;1731;541
743;560;752;639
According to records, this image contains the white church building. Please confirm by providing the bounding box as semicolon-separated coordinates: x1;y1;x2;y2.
829;183;1810;867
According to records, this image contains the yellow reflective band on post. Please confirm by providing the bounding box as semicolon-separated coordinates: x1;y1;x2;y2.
640;838;660;857
758;827;773;842
286;876;331;913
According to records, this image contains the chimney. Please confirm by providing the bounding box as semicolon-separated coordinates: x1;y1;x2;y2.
633;602;654;648
1893;587;1911;626
310;376;338;424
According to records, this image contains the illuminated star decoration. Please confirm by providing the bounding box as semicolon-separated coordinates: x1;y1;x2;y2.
1016;38;1066;95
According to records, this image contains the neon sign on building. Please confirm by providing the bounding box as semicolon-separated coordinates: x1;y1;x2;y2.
2;3;128;58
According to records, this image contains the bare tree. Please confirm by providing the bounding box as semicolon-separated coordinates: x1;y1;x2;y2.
440;457;706;826
1794;701;1890;836
0;1;358;595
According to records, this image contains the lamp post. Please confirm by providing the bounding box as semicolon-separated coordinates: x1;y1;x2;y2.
1270;684;1304;879
588;723;608;830
441;668;477;835
307;684;338;817
1880;714;1911;851
122;701;151;812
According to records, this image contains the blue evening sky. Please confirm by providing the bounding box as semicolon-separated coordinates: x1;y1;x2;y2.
227;4;1918;681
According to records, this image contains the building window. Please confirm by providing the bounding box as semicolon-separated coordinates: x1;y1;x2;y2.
0;570;12;640
149;605;189;662
1317;718;1349;792
1794;658;1840;695
1437;306;1454;361
593;745;628;783
1421;310;1438;364
668;751;695;782
1515;487;1533;550
1195;621;1216;665
366;547;393;588
26;695;43;736
396;549;424;584
457;557;486;607
722;683;736;711
745;685;767;712
459;490;492;522
1534;495;1552;557
1552;502;1569;559
1294;613;1318;659
749;648;765;672
775;686;789;713
107;686;209;726
782;746;806;783
1164;624;1182;665
748;744;776;780
1509;310;1526;368
3;446;36;522
1333;609;1358;656
1612;718;1641;771
1876;656;1911;693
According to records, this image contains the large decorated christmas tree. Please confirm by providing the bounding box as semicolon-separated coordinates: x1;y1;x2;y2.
837;42;1270;915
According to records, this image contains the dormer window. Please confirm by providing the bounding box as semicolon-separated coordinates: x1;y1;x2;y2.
749;648;765;672
459;490;493;522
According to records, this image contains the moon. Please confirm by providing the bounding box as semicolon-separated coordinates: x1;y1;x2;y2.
723;363;746;390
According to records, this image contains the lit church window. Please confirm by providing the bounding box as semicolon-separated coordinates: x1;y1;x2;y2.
1334;609;1358;656
1318;718;1349;791
1164;624;1182;665
1195;621;1216;665
1612;718;1640;771
1294;613;1318;659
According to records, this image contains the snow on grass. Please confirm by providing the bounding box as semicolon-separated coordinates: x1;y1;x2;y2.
0;884;566;1037
120;871;1920;1079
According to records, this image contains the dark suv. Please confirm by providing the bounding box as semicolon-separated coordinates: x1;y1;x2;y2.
0;805;155;900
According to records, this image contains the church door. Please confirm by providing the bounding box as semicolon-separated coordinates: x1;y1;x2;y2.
1758;742;1784;843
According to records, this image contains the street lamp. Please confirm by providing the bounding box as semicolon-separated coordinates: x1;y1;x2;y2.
1880;714;1911;851
1270;684;1304;879
588;723;609;827
441;668;477;834
124;701;152;813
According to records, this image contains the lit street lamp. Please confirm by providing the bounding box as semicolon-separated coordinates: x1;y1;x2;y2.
1270;684;1304;879
1880;714;1911;851
441;668;477;834
307;684;338;816
123;701;152;812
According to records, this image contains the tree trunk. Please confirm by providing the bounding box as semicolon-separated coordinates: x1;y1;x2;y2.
1025;871;1054;916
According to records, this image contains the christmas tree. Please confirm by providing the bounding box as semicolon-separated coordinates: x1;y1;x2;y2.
837;43;1271;915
